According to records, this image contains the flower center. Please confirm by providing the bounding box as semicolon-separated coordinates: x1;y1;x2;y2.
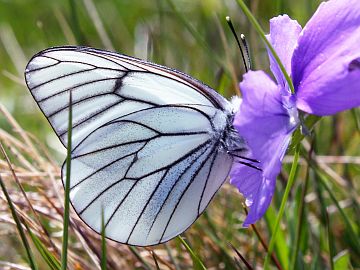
282;94;300;131
288;106;299;127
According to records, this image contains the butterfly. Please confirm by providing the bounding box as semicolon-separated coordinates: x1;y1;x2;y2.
24;46;250;246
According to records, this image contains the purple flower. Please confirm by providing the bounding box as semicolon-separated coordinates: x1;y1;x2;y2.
230;0;360;226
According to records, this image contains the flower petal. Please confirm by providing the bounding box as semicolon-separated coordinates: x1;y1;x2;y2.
292;0;360;115
230;158;276;227
230;71;294;226
266;15;302;88
236;71;295;179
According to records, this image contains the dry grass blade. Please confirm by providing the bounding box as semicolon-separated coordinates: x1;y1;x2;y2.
0;142;58;252
0;260;31;270
228;242;253;270
0;104;43;166
2;70;26;86
151;250;161;270
82;0;114;50
53;8;77;44
283;155;360;165
242;206;283;270
0;128;38;166
0;173;38;270
145;247;176;270
0;24;27;76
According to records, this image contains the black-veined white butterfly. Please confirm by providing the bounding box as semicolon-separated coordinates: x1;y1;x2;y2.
24;46;250;246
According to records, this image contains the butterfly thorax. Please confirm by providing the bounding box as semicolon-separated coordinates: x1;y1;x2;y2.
221;114;248;156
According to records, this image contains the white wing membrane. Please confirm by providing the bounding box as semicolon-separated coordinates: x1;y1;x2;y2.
25;47;227;147
25;46;234;246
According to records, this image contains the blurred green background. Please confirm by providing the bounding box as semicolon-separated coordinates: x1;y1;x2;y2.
1;0;360;269
0;0;322;151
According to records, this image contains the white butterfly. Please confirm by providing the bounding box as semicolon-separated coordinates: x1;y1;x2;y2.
25;46;250;246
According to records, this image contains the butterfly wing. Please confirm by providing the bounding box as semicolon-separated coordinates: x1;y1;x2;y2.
25;46;230;148
25;46;233;245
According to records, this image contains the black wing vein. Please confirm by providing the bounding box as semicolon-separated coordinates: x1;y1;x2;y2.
159;144;218;242
125;143;213;243
78;138;212;218
197;148;218;215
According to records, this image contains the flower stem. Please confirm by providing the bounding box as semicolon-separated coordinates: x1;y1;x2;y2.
263;145;300;269
243;207;283;270
235;0;296;94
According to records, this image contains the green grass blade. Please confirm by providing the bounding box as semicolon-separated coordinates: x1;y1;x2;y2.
68;0;85;44
326;211;335;270
202;212;240;269
263;145;300;270
310;253;320;270
24;221;61;270
350;108;360;132
318;173;360;253
61;90;73;270
264;207;287;269
165;0;224;69
303;149;360;255
313;172;335;270
276;0;285;13
0;173;38;270
101;207;107;270
177;236;207;270
289;158;310;269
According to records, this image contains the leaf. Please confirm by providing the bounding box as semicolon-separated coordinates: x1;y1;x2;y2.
334;250;351;270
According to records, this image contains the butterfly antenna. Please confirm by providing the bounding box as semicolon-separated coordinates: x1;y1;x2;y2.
240;34;251;70
226;16;249;72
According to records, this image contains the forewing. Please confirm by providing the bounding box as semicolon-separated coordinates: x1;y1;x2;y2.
24;46;230;149
63;105;232;245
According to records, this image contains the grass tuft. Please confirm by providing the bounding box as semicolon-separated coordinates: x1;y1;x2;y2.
0;167;38;270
